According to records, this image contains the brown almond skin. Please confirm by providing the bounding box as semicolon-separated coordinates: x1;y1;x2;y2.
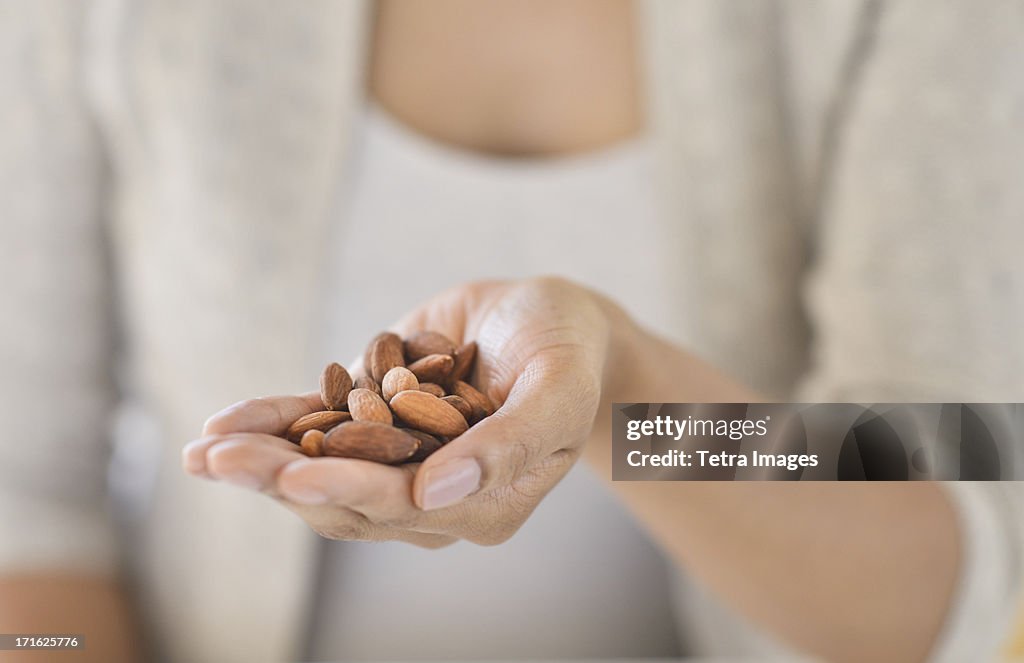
441;395;473;424
354;374;382;397
366;332;405;383
389;390;468;438
448;341;477;385
322;421;420;464
404;331;456;362
404;429;444;463
286;410;352;443
347;388;393;425
451;380;496;422
407;353;455;384
300;429;325;457
319;362;352;411
382;366;419;402
418;382;446;398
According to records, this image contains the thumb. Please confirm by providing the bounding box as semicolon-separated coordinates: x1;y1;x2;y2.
412;348;602;511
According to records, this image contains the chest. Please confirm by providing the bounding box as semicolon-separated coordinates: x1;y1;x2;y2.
368;0;643;156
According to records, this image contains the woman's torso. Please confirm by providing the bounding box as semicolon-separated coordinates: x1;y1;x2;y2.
75;1;958;659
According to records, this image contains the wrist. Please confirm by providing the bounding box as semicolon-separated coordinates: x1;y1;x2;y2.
582;292;639;475
592;292;640;405
591;290;758;405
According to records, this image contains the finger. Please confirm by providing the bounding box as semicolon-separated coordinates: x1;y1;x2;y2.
202;391;324;436
201;434;302;493
275;460;456;544
275;458;421;527
285;501;456;548
413;349;600;511
182;436;223;478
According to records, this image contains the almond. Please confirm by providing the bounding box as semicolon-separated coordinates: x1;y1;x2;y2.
448;341;477;384
404;331;456;362
319;362;352;411
322;421;420;464
348;388;393;425
365;332;405;383
404;429;444;463
299;429;325;457
441;394;473;424
451;380;495;423
286;410;352;443
382;366;419;402
407;353;454;384
354;374;382;397
286;331;497;466
389;389;468;438
418;382;445;398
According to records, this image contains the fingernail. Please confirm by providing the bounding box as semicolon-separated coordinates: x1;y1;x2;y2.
182;440;206;473
421;458;481;511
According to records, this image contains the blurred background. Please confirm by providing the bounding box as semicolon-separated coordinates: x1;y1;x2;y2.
2;1;1024;662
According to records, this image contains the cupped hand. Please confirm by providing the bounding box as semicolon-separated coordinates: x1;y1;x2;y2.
182;277;614;547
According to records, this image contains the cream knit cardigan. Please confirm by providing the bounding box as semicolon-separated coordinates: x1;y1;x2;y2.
2;1;1023;661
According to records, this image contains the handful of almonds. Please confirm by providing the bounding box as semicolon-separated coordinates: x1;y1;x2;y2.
284;331;495;464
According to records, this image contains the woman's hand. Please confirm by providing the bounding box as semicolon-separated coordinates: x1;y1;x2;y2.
183;277;614;547
184;276;961;662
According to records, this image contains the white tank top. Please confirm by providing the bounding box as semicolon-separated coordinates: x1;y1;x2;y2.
307;104;687;660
